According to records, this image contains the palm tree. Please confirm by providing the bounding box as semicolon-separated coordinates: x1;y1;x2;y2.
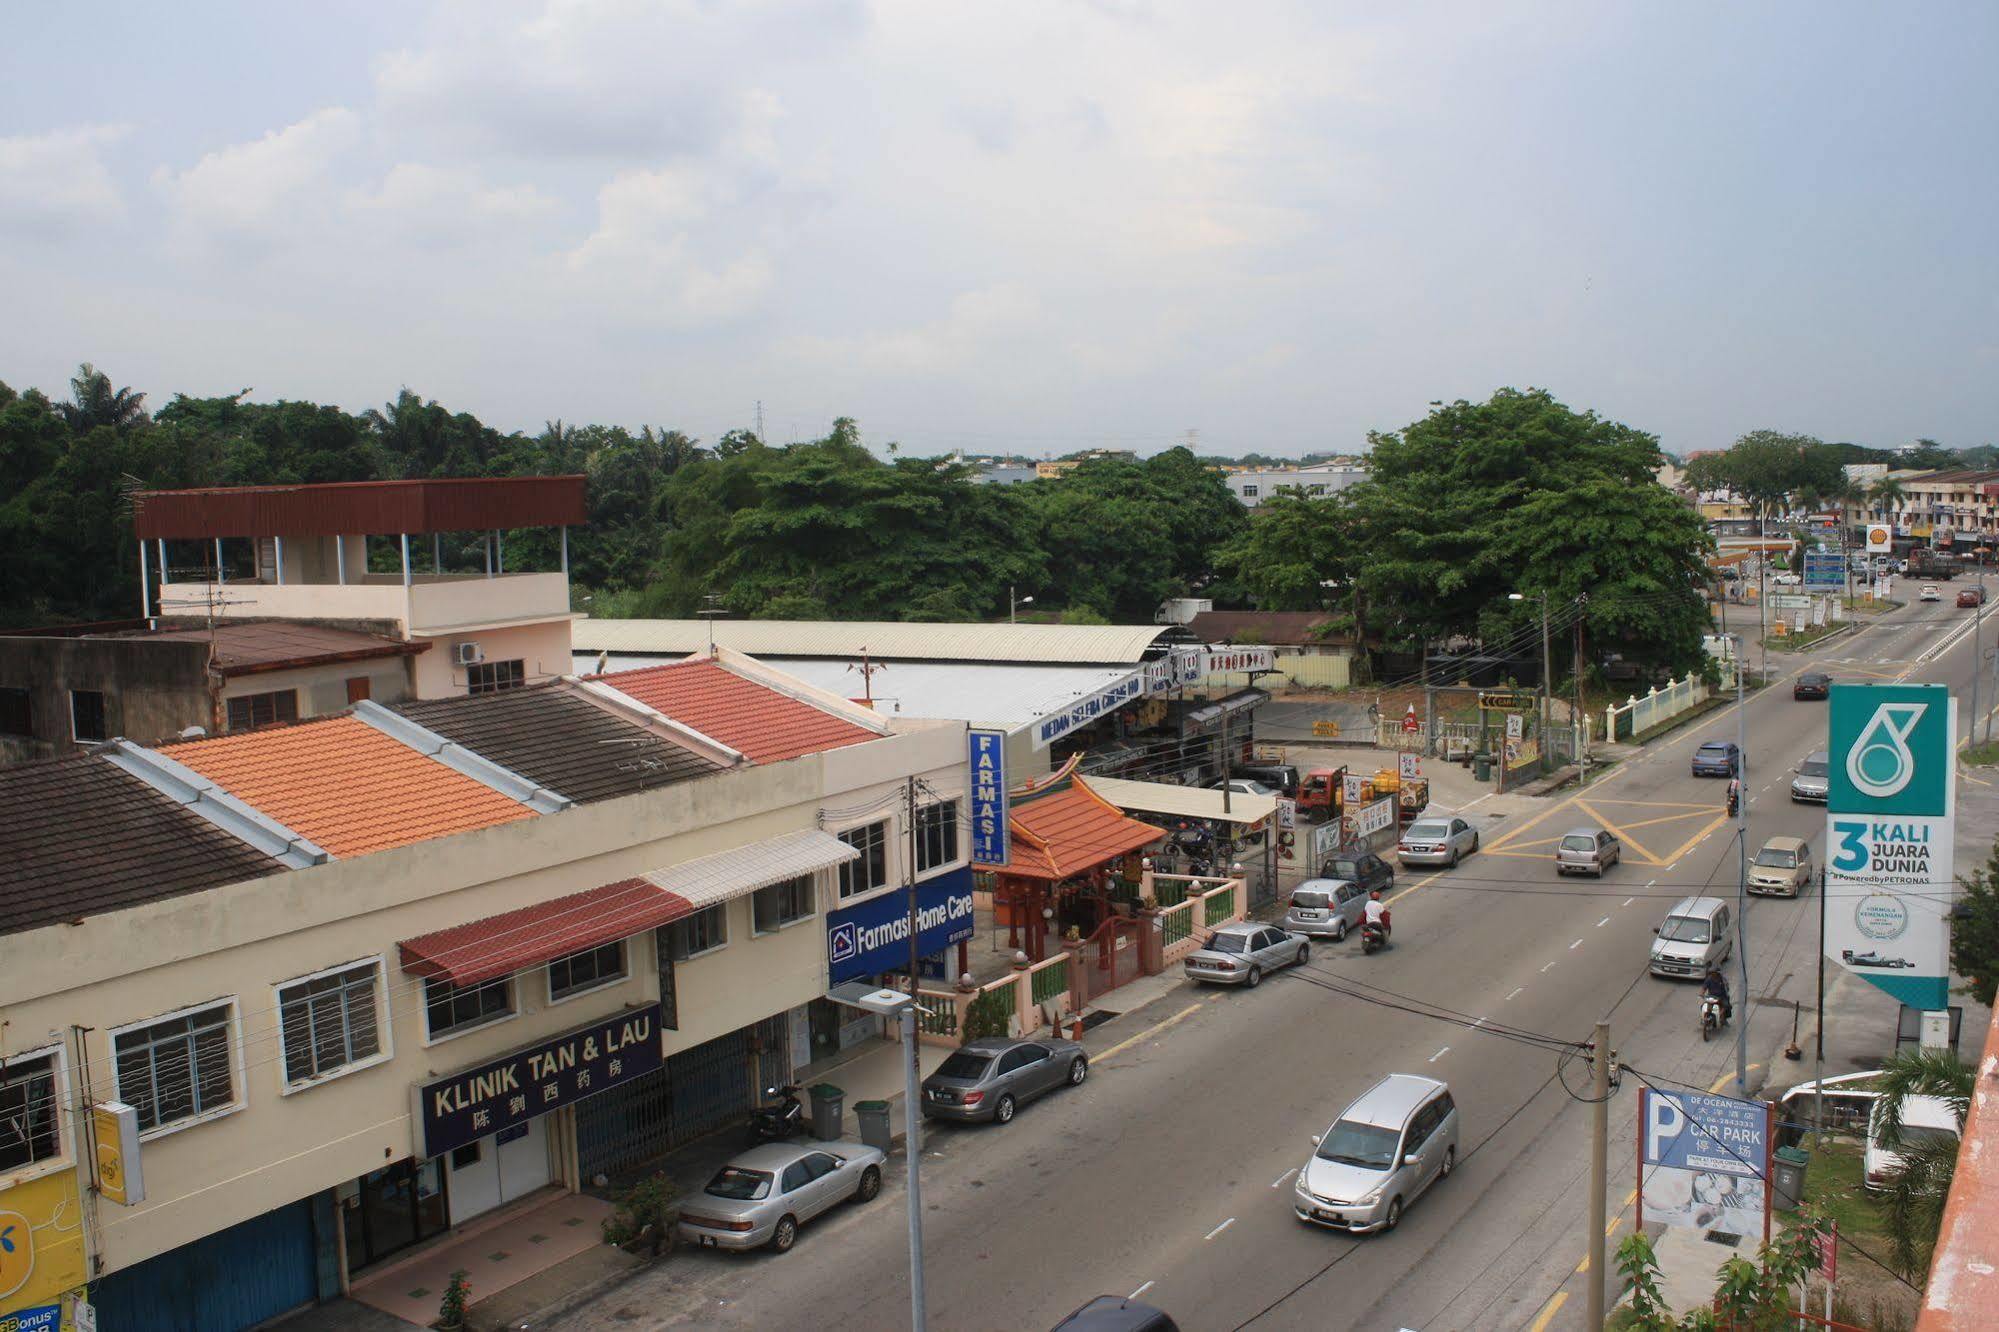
57;362;148;433
1869;476;1907;522
1873;1046;1974;1276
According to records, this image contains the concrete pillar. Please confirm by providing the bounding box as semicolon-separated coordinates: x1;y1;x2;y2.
274;535;286;585
433;532;442;573
400;533;412;588
139;540;151;619
214;537;225;583
335;534;346;585
560;525;569;574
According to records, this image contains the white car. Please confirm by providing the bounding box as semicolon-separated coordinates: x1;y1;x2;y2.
1920;584;1941;602
1771;572;1802;586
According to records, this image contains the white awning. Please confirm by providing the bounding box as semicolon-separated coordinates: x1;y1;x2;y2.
1081;776;1277;826
640;828;860;909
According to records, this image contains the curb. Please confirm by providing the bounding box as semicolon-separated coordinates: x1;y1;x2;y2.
490;1254;656;1332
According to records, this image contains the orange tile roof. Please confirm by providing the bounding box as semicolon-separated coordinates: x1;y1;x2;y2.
994;780;1168;881
164;716;536;858
590;659;880;764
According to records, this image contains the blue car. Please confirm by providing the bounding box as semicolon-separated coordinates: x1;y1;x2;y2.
1691;741;1741;778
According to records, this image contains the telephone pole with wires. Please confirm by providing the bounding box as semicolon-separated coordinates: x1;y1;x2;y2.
1587;1017;1612;1330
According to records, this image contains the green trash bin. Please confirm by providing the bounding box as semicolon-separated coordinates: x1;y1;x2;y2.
808;1083;845;1141
1473;753;1493;782
1773;1144;1810;1211
855;1099;894;1153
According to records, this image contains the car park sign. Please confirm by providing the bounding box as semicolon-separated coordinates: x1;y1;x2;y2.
1825;684;1955;1009
1638;1088;1772;1241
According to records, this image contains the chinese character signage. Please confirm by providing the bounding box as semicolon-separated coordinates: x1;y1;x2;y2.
969;729;1009;868
1199;648;1275;675
414;1004;663;1157
1639;1088;1771;1241
826;869;977;985
1826;684;1956;1009
1142;649;1204;694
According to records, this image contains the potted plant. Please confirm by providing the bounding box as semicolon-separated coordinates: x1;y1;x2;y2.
436;1270;470;1332
601;1174;679;1258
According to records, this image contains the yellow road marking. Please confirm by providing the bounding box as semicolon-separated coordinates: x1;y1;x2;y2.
1710;1063;1759;1094
1526;1290;1568;1332
1387;868;1447;905
1483;795;1584;852
1095;1004;1203;1062
1651;812;1734;867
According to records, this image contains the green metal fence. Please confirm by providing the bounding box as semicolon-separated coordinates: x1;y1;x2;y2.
914;991;957;1036
1030;957;1069;1006
1153;877;1189;907
1203;887;1237;927
1162;901;1193;946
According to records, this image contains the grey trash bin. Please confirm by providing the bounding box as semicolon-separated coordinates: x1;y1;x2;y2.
808;1083;845;1141
855;1099;894;1153
1772;1145;1809;1211
1473;753;1493;782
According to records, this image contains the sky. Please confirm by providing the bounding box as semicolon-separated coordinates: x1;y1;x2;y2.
2;1;1995;458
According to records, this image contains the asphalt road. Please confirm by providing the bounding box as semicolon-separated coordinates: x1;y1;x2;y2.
565;580;1994;1332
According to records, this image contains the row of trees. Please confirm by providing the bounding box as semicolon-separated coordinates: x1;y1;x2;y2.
1678;430;1935;528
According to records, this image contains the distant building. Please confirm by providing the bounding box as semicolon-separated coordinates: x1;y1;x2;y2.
1226;462;1366;508
971;463;1038;485
1034;449;1137;478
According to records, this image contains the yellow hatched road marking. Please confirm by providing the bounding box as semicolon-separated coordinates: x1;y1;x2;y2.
1526;1290;1569;1332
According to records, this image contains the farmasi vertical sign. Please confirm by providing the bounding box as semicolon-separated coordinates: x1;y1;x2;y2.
1824;683;1955;1010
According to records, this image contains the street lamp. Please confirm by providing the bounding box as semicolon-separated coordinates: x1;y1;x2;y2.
842;986;928;1331
1010;587;1034;624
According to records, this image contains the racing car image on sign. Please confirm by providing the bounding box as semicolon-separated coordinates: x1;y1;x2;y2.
1842;950;1916;969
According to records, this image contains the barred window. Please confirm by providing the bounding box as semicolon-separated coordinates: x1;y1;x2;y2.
226;689;299;732
548;940;626;1000
423;976;514;1039
753;875;814;933
114;1003;235;1132
278;962;382;1085
0;1050;61;1172
837;821;889;899
467;659;526;694
663;905;727;961
916;801;959;873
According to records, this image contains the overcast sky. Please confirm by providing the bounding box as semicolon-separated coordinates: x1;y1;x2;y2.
3;2;1994;458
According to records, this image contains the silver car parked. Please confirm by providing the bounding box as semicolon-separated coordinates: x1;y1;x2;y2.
1283;879;1369;940
1397;815;1479;868
676;1141;886;1253
1295;1074;1460;1233
1183;922;1309;987
919;1035;1089;1125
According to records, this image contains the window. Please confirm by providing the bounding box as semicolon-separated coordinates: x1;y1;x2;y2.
114;1002;236;1133
450;1142;482;1170
663;905;727;961
70;689;107;743
753;875;814;933
548;940;626;1001
424;976;514;1040
0;1050;61;1172
345;677;372;704
0;687;29;738
467;659;526;694
1241;484;1259;499
837;821;889;899
226;689;299;732
278;961;382;1085
916;801;959;873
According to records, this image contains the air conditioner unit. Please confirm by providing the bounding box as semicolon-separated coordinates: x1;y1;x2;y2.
455;641;485;667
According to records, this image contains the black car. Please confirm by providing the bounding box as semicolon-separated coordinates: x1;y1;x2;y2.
1317;851;1395;895
1691;740;1741;778
1052;1297;1180;1332
1793;672;1831;700
1233;763;1300;796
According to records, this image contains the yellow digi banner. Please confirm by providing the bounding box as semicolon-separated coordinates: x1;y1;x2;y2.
0;1169;88;1327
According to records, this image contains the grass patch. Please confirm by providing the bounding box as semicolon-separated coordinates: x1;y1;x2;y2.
1763;622;1847;651
1798;1132;1893;1255
1961;740;1999;767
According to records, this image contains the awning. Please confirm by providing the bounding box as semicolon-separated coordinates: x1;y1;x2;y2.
1080;776;1276;827
399;829;859;986
1186;687;1272;727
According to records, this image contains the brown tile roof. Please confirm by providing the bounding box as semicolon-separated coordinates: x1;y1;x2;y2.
994;780;1167;881
163;715;536;858
590;659;880;764
111;621;428;676
0;754;282;935
1187;610;1352;647
393;684;724;804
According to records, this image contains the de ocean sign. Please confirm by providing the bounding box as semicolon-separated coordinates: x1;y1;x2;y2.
1825;683;1955;1010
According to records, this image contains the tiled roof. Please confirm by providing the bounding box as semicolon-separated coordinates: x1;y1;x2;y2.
591;659;881;764
0;754;282;936
393;684;724;804
127;622;428;675
994;780;1167;881
163;715;536;858
399;878;695;987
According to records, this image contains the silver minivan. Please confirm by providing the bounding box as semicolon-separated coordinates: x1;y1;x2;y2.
1649;896;1733;979
1294;1074;1459;1234
1283;879;1369;940
1555;826;1621;876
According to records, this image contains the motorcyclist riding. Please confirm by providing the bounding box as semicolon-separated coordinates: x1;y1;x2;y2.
1726;777;1742;818
1363;890;1391;939
1701;967;1732;1024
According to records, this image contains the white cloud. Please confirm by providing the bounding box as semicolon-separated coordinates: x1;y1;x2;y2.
344;163;559;245
787;284;1045;377
155;107;360;237
0;124;129;232
564;162;775;322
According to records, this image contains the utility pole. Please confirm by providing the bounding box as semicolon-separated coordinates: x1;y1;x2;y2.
902;774;928;1331
1574;595;1589;787
1587;1018;1611;1332
1539;592;1552;773
1971;592;1984;749
1734;635;1751;1096
1421;639;1435;759
1814;868;1827;1150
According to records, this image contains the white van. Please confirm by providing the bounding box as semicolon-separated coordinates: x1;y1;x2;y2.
1649;896;1733;979
1864;1094;1960;1191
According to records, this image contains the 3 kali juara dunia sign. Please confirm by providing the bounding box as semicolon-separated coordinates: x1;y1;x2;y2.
1825;683;1956;1010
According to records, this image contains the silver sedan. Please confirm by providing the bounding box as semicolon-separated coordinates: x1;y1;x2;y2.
920;1035;1089;1125
1397;815;1479;868
1183;922;1309;987
676;1141;886;1253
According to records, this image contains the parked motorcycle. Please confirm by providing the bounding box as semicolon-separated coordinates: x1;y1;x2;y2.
1699;994;1726;1042
749;1084;805;1144
1361;920;1389;955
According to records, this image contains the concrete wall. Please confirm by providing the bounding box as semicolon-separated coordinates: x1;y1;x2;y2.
217;657;414;719
0;636;212;762
409;618;576;697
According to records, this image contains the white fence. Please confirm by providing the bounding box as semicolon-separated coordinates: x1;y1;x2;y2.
1605;673;1711;741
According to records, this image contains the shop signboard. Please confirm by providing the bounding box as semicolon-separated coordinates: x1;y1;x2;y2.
1866;524;1892;553
1199;648;1275;676
1770;593;1811;611
1033;671;1145;749
90;1101;143;1206
968;729;1009;868
414;1004;664;1158
0;1171;88;1322
1142;649;1204;695
1399;752;1421;781
1638;1087;1771;1241
1826;684;1956;1009
826;869;978;986
1342;773;1365;807
1354;796;1396;840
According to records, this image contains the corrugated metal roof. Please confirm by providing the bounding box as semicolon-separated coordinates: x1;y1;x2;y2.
1082;776;1276;826
639;829;859;909
132;476;588;539
573;618;1175;665
399;878;695;987
107;621;429;675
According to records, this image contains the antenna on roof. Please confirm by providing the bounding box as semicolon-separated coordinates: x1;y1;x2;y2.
847;648;886;708
695;593;728;656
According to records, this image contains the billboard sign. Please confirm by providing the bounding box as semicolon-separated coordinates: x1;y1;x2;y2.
1638;1087;1771;1240
1866;524;1893;553
826;868;977;985
1032;671;1145;748
1802;551;1844;590
1200;647;1275;676
968;729;1009;868
1826;684;1956;1009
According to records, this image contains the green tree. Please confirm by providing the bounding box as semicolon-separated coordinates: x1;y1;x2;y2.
1873;1047;1973;1276
57;362;149;434
1950;839;1999;1005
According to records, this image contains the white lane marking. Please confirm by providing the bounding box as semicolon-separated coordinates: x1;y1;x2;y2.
1569;938;1584;950
1506;987;1524;1000
1597;916;1611;928
1542;960;1558;972
1430;1045;1451;1062
1272;1168;1298;1189
1131;1281;1155;1300
1205;1217;1236;1241
1645;880;1656;888
1623;897;1635;907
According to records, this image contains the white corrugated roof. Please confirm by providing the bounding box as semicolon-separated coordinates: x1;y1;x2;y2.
572;653;1139;733
642;828;859;909
1083;776;1277;826
573;618;1174;665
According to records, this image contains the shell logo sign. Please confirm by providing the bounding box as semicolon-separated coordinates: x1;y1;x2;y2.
1865;525;1892;553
